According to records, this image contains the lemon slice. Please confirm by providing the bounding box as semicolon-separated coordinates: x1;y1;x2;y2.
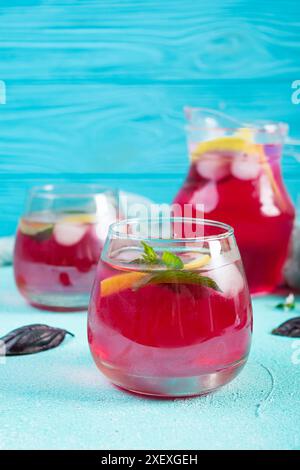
234;127;255;141
100;255;211;297
191;130;286;210
61;213;96;224
100;272;146;297
183;254;211;270
191;136;248;161
235;131;286;210
19;220;54;239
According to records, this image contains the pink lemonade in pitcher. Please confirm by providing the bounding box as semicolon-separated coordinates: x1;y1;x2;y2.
174;111;295;294
14;213;103;311
88;218;253;397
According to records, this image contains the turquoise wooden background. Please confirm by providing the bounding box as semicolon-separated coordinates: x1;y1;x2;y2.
1;0;300;235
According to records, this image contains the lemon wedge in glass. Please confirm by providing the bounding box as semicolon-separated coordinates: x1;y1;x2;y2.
100;254;211;297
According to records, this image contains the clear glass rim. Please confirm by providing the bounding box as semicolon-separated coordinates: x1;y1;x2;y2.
109;217;234;242
28;183;117;199
184;106;289;136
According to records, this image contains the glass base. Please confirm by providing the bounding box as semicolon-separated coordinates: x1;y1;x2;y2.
95;357;248;397
24;291;89;312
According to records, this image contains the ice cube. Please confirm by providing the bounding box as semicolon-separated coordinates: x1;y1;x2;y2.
195;152;231;181
209;263;245;298
53;223;87;246
261;204;280;217
259;173;280;217
231;153;261;180
190;181;219;213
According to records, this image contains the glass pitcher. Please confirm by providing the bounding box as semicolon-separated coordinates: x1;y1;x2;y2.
173;108;296;295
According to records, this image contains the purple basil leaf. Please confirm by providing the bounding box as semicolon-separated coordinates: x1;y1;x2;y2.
272;317;300;338
0;324;74;356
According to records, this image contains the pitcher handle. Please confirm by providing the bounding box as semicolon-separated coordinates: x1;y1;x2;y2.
284;137;300;161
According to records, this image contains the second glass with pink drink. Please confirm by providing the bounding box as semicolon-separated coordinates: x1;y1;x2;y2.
14;184;118;311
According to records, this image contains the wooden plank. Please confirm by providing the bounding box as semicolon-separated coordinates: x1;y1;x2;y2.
0;1;300;81
0;1;300;234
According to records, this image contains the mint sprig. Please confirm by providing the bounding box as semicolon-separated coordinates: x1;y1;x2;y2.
141;241;159;264
133;270;221;292
133;241;184;269
161;251;184;269
130;241;221;293
275;293;296;311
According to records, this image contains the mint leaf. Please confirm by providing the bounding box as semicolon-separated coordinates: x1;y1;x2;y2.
133;270;221;293
129;257;163;267
138;242;185;268
141;241;159;264
20;222;54;242
275;293;296;311
129;258;148;265
161;251;184;270
34;226;54;242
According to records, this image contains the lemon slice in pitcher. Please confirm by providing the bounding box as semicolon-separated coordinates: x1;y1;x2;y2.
191;136;249;162
60;213;97;224
19;219;54;241
191;129;286;211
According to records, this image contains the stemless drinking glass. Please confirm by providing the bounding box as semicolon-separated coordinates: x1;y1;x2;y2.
14;184;118;311
88;217;253;397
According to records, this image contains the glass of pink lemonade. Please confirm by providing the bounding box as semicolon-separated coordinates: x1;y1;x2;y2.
88;217;253;397
14;184;118;311
174;108;295;295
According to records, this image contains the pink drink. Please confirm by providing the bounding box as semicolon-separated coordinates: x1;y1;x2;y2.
88;218;253;397
174;143;295;294
14;214;103;311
